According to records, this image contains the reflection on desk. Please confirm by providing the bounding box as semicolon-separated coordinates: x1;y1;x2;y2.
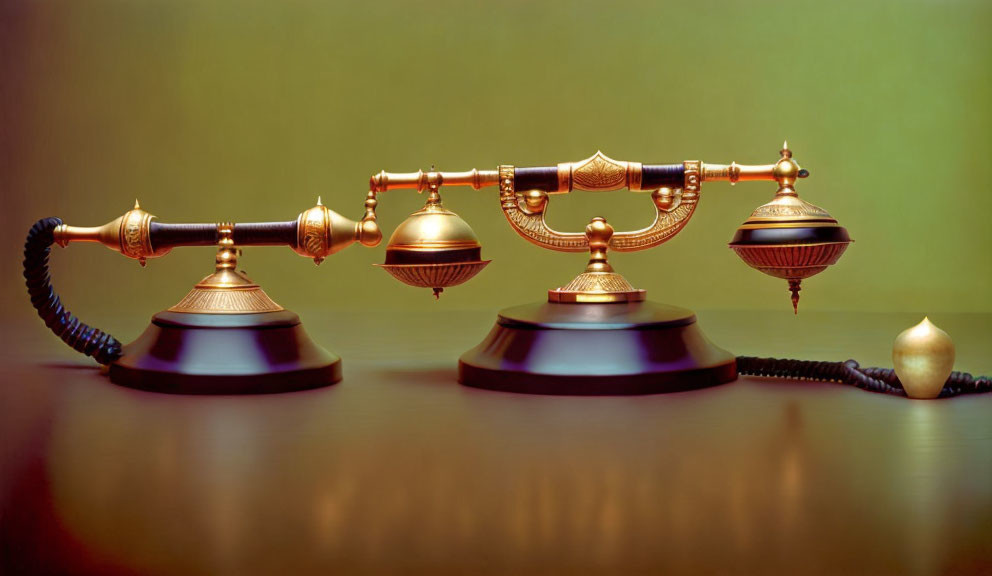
1;310;990;575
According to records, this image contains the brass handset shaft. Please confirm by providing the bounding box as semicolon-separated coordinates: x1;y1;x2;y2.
369;169;499;193
362;145;812;258
52;199;382;266
366;153;804;196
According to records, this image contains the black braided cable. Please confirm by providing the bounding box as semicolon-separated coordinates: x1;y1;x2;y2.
737;356;992;398
23;218;123;365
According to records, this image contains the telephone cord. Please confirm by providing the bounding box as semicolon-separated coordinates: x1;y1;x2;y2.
23;218;123;365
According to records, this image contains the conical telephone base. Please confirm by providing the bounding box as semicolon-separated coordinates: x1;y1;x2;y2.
108;309;341;395
108;238;341;394
459;217;737;395
458;301;736;396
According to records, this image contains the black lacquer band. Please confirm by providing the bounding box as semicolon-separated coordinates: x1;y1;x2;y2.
23;218;123;365
513;167;559;192
641;164;684;190
384;247;482;265
513;164;685;192
149;221;299;249
233;221;298;246
150;223;216;248
729;225;851;246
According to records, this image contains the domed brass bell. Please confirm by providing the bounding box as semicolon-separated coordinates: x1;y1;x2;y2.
729;145;852;313
375;190;489;298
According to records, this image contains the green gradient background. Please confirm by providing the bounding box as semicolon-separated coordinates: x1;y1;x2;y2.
2;0;990;325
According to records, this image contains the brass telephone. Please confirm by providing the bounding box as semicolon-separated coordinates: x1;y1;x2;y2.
25;143;853;395
24;200;382;394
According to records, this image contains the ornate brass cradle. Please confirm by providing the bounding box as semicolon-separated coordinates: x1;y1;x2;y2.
360;143;852;394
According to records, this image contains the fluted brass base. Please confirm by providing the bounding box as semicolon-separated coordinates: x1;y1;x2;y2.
458;301;737;395
548;271;647;303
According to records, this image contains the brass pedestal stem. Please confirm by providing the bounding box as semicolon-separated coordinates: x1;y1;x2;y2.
548;217;646;304
168;224;283;314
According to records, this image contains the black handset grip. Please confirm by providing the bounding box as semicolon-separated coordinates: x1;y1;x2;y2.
513;162;685;193
23;218;123;365
147;221;299;249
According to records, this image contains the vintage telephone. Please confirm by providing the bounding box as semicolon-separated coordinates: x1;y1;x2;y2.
26;142;874;395
365;143;851;394
24;201;384;393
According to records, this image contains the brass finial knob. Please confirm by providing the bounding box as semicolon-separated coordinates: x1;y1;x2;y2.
772;141;801;194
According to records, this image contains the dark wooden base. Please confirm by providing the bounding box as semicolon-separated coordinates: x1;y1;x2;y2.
109;310;341;394
458;301;737;395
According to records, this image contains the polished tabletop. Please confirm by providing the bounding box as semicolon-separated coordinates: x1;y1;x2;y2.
1;309;990;575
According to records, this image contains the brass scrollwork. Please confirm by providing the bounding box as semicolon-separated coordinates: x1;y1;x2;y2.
497;162;700;253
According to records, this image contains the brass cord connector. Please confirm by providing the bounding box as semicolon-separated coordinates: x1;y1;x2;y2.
52;199;168;266
293;197;381;265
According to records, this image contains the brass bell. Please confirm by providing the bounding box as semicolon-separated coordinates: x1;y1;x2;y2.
729;144;852;313
375;187;489;298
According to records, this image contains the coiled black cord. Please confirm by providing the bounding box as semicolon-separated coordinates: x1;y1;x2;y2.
23;218;123;365
737;356;991;398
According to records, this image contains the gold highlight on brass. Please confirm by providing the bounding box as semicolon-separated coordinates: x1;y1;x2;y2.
53;199;168;265
169;223;283;314
702;142;811;186
293;196;381;265
370;168;498;193
892;317;956;399
548;217;646;303
564;151;643;192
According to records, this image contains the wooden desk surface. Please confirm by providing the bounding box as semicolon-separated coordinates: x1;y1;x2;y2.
2;309;990;575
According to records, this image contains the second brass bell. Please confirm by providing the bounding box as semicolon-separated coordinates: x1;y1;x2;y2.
375;184;490;299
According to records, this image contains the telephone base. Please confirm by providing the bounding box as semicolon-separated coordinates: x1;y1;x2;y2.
108;310;341;394
458;301;736;395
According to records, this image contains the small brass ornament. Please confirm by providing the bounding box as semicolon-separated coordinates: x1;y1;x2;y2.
892;317;956;399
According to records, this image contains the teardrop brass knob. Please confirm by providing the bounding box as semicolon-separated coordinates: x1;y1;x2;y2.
892;317;955;399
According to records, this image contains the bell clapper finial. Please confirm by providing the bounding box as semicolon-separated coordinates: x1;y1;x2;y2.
788;279;801;314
